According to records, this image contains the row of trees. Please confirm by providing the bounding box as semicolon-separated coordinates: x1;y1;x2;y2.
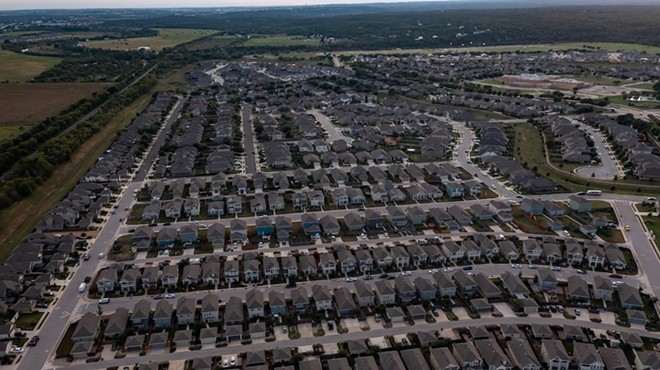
0;77;156;209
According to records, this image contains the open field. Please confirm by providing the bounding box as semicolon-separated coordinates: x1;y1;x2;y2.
0;83;111;126
0;50;62;82
1;30;45;37
186;35;244;50
0;89;154;261
242;34;321;47
335;42;660;57
154;64;196;92
607;95;660;109
0;125;27;143
81;28;217;51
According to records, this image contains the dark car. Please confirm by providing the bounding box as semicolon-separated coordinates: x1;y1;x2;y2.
462;266;473;271
379;273;389;279
84;276;91;283
28;336;39;347
285;281;297;288
35;303;48;309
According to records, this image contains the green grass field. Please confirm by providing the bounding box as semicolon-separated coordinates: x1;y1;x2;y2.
336;42;660;57
607;95;660;109
242;35;321;47
0;125;27;143
514;123;660;195
643;217;660;251
1;30;45;37
0;50;62;82
82;28;217;51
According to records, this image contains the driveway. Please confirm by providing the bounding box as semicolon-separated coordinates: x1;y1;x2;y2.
493;303;516;317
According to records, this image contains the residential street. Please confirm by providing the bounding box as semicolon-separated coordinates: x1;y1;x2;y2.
54;315;660;370
16;98;184;370
242;102;257;175
18;106;660;370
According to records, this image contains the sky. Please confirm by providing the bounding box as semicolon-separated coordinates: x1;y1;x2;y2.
0;0;476;11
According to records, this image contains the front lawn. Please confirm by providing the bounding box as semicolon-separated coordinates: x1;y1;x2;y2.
16;312;44;330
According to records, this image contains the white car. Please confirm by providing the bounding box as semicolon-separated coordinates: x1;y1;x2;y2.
10;347;24;354
428;269;438;274
443;267;454;273
402;271;412;276
98;298;110;304
230;356;237;365
551;266;562;272
511;264;522;269
346;277;357;282
165;293;176;299
222;359;230;368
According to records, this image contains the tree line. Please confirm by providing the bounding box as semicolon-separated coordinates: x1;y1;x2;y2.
0;77;156;209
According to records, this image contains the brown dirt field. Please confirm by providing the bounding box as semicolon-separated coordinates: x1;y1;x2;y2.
0;82;111;126
0;91;153;261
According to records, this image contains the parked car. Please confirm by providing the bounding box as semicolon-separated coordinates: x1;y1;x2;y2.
98;298;110;304
35;303;48;309
84;276;91;283
576;269;586;274
462;266;473;271
10;347;24;354
27;336;39;347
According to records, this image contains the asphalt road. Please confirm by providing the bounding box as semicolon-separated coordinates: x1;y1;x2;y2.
447;118;519;199
241;103;257;175
308;109;353;143
82;261;633;316
570;118;622;180
17;97;185;370
57;315;660;370
21;105;660;370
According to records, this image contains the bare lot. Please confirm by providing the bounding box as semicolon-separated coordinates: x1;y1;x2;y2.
0;82;110;126
82;28;217;52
